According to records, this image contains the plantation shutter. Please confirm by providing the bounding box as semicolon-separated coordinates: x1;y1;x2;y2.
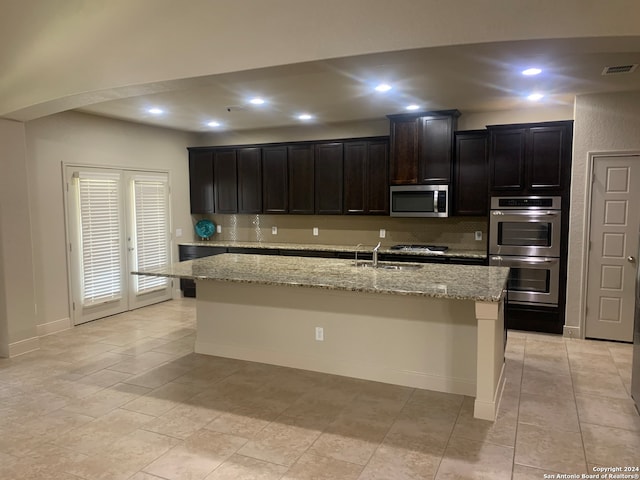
132;174;169;294
75;171;123;306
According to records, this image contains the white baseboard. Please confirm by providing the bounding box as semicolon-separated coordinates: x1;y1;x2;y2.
37;317;71;337
563;325;581;339
9;336;40;357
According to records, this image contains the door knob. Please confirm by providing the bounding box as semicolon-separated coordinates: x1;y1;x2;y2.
628;256;636;262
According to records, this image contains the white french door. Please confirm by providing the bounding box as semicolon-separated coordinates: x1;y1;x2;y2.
65;166;172;325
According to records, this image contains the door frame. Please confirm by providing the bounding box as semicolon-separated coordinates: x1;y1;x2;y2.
62;163;174;326
580;150;640;339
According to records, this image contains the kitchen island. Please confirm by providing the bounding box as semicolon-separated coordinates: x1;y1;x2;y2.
134;254;509;420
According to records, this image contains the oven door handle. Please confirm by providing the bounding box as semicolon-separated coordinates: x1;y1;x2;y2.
490;256;559;265
491;211;559;217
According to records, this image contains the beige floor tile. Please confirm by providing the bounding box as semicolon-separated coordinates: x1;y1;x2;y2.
451;396;517;447
359;442;442;480
111;337;172;356
575;394;640;431
77;368;132;387
205;408;278;438
129;472;169;480
568;351;619;375
55;408;156;455
68;351;130;376
142;402;224;440
512;464;562;479
67;429;180;480
435;435;514;480
62;382;151;418
238;415;324;467
204;454;287;480
282;452;363;480
522;354;571;376
520;367;573;398
514;423;586;474
107;350;179;375
144;429;247;480
122;362;194;389
518;392;580;432
308;416;391;465
571;369;629;399
122;381;204;417
581;423;640;467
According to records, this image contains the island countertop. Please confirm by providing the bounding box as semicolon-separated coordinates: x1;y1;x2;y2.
178;240;486;260
135;253;508;302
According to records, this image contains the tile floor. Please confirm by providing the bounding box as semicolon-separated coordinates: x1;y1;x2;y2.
0;298;638;479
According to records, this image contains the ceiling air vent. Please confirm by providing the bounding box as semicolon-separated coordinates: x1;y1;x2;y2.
601;64;638;75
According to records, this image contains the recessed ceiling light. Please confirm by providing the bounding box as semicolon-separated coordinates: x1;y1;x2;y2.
527;93;544;101
297;114;313;121
522;68;542;76
249;97;265;105
207;121;221;127
406;104;420;111
374;83;392;92
148;107;164;115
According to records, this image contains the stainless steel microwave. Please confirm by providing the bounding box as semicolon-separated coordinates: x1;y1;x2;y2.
390;185;449;217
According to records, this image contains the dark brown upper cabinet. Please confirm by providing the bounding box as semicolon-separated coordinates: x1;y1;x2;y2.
315;142;343;214
453;130;488;216
388;110;460;185
188;149;214;214
262;146;289;213
288;144;315;214
488;121;573;196
237;147;262;214
213;149;238;214
344;139;389;214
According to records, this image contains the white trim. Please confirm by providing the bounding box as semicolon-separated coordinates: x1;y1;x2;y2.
9;336;39;357
563;325;581;338
580;151;640;339
36;317;71;337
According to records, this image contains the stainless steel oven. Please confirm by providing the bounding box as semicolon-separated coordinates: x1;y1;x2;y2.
489;196;561;257
489;255;560;306
489;196;562;308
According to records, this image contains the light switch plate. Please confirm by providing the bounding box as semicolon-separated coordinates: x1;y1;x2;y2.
475;231;483;241
379;229;386;238
272;226;278;235
313;227;319;236
216;225;222;234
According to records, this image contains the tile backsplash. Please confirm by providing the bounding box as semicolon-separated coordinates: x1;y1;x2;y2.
190;214;488;250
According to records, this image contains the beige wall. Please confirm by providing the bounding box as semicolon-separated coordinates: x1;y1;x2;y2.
0;119;37;355
3;0;638;121
566;90;640;336
24;111;196;334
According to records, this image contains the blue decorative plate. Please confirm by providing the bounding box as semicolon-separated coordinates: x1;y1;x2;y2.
194;219;215;239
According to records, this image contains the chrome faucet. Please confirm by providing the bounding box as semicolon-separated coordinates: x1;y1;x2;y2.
372;241;381;268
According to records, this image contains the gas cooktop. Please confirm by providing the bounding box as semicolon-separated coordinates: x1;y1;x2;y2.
390;244;449;252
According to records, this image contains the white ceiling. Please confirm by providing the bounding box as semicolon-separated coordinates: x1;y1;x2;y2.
78;37;640;133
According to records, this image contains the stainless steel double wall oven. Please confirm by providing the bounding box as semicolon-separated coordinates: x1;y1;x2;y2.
489;196;562;307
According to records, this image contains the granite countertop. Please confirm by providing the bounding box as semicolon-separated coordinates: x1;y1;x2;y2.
179;240;487;259
135;253;507;302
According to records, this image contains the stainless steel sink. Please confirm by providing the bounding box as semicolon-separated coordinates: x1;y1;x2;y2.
353;261;423;270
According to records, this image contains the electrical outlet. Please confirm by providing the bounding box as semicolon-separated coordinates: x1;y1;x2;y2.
313;227;319;236
272;226;278;235
315;326;324;341
475;231;483;241
175;228;183;238
216;225;222;234
379;229;386;238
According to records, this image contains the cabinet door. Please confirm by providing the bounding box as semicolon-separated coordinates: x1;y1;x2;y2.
489;128;526;192
367;140;389;214
419;116;454;184
262;146;289;213
213;149;238;214
315;142;343;214
454;131;488;216
389;118;419;185
237;147;262;213
288;145;315;214
188;150;214;214
528;126;567;191
343;141;367;214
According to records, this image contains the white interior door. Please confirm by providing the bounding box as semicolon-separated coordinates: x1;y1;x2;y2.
585;155;640;341
65;166;172;325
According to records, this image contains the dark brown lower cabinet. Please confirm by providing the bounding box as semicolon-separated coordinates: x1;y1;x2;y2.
178;245;227;297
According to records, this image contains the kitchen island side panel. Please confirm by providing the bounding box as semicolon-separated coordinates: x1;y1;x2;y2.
195;280;478;396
